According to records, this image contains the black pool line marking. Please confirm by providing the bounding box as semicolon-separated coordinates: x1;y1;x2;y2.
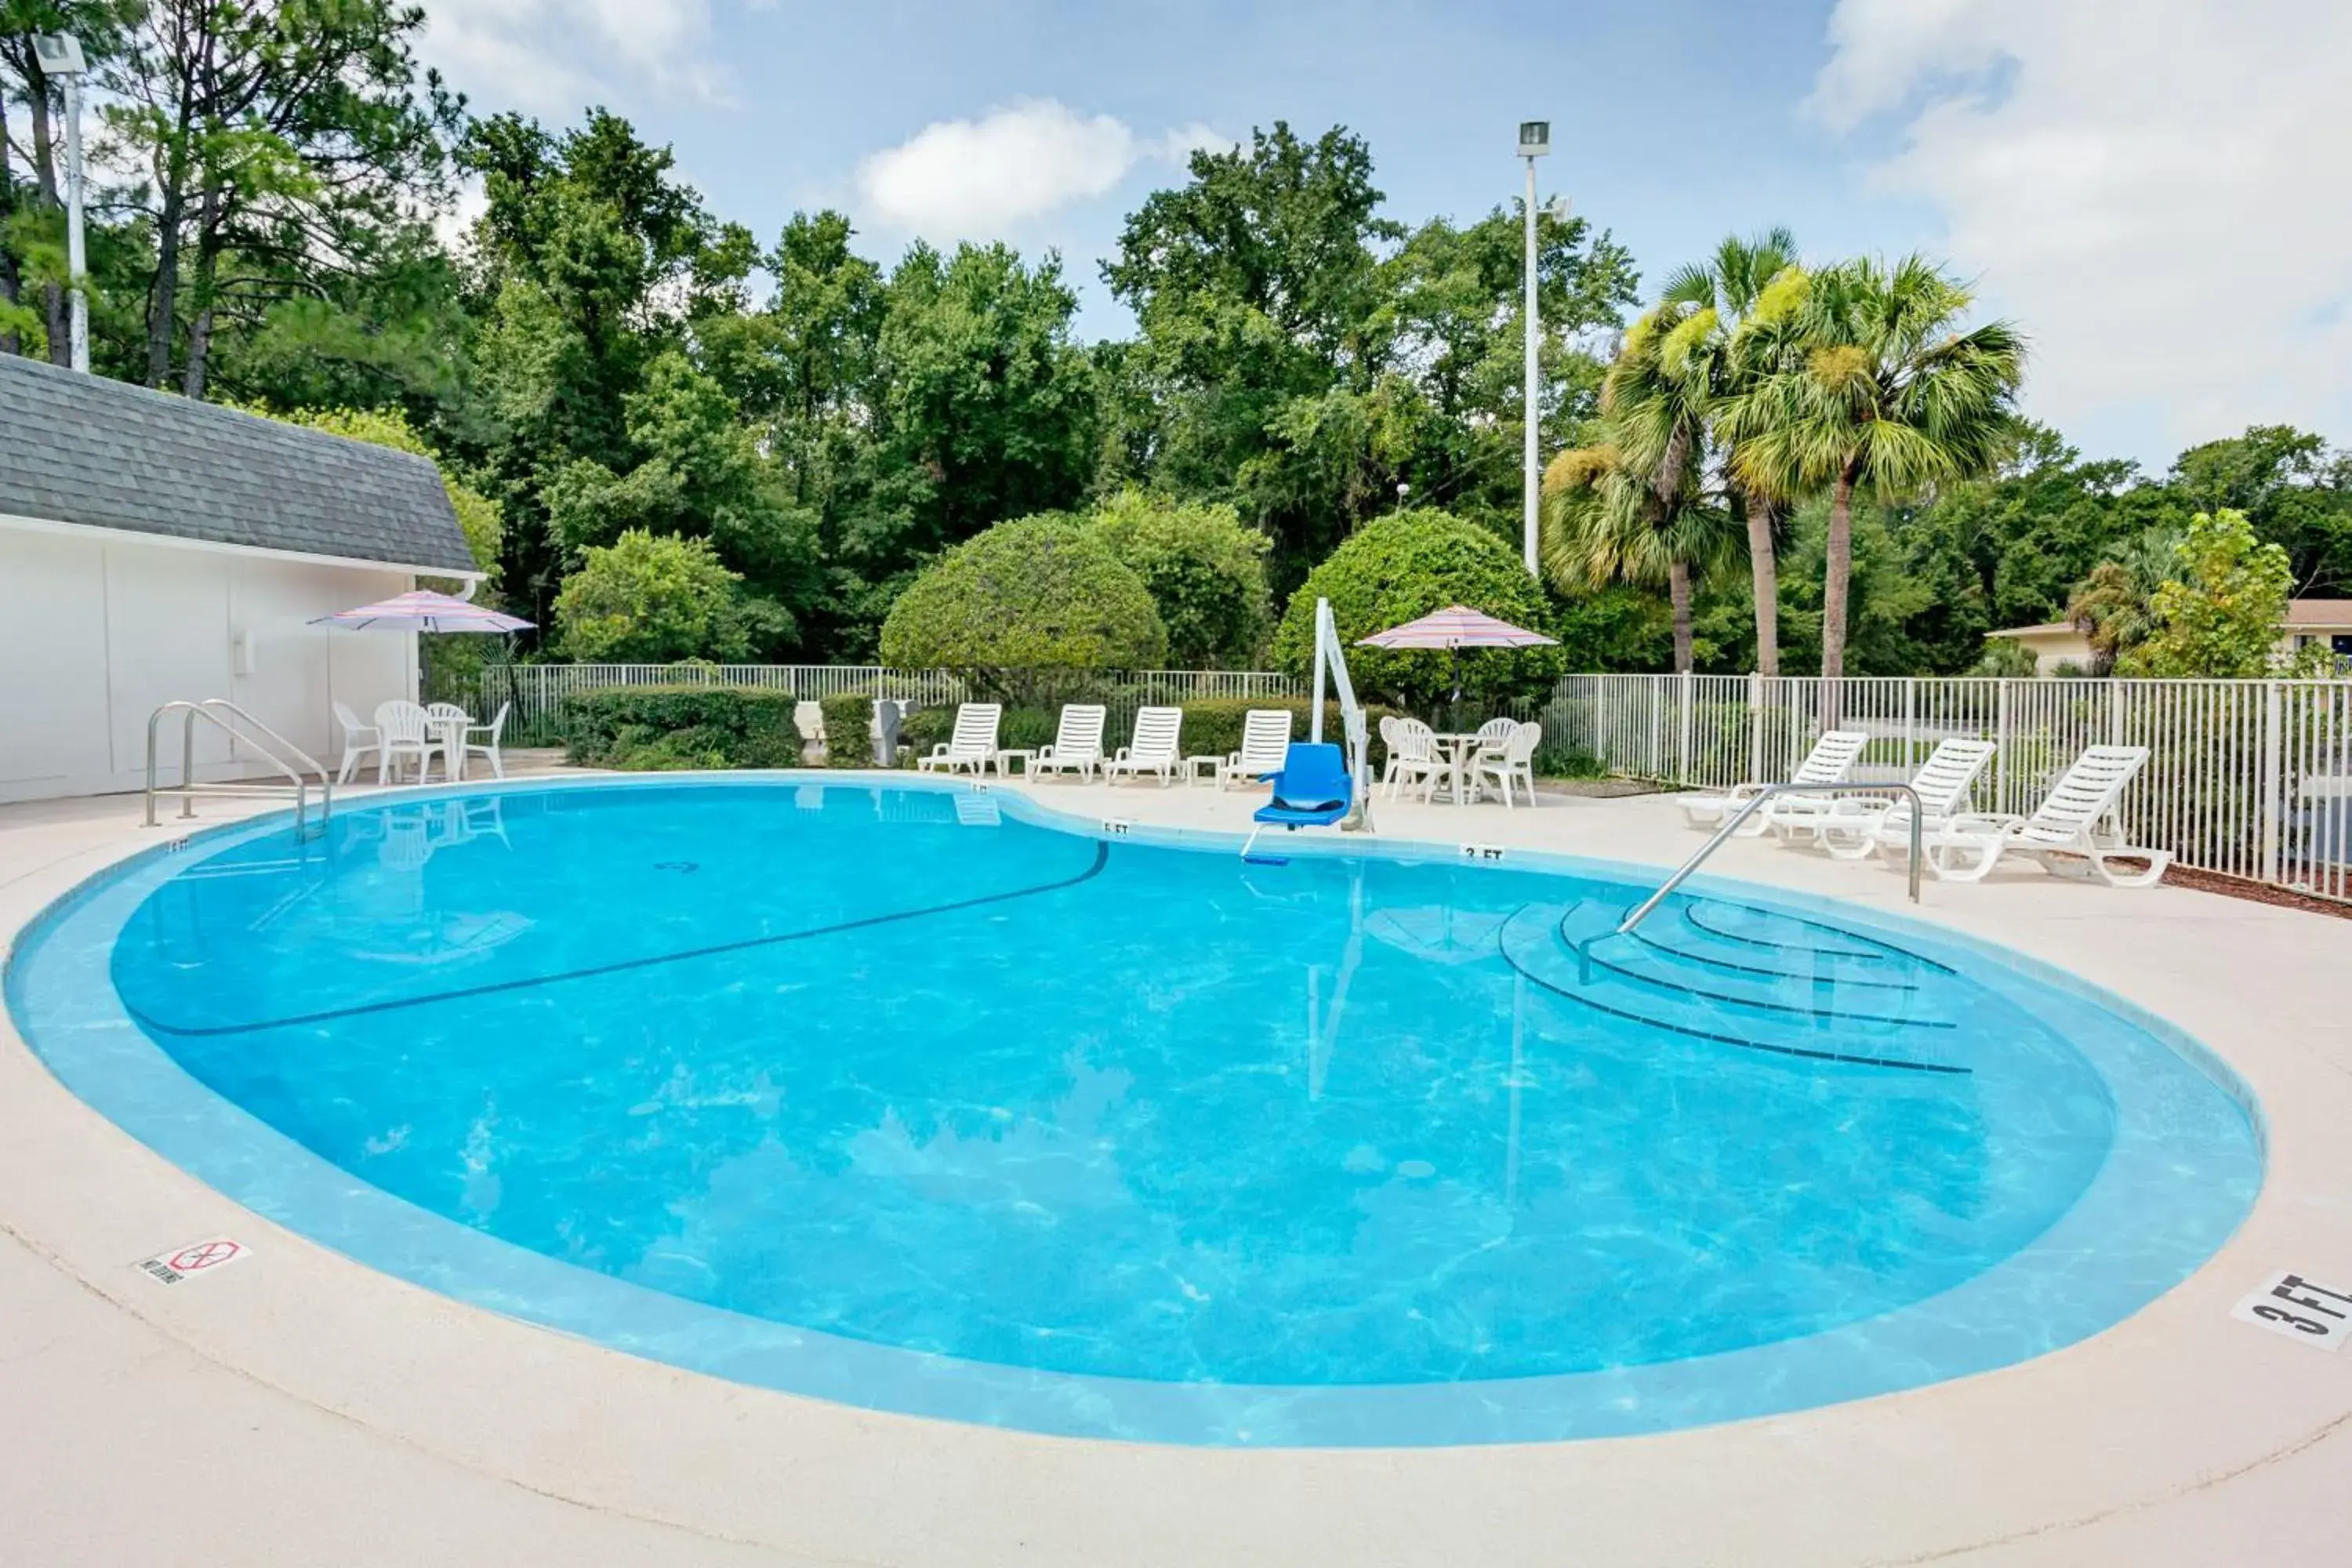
1680;900;1958;975
1501;906;1970;1077
129;841;1113;1039
1624;927;1924;992
1573;938;1955;1029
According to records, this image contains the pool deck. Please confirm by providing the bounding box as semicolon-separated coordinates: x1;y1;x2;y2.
2;769;2350;1566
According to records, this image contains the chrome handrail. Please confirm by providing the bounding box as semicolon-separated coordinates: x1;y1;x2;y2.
145;699;335;838
1616;782;1926;936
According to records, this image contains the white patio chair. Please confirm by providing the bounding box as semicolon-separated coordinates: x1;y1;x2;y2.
916;702;1001;775
424;702;472;781
1885;745;2171;886
1030;704;1108;782
458;702;510;781
374;700;440;785
1473;721;1542;809
1219;708;1294;789
1473;716;1518;749
1677;729;1870;837
1105;706;1183;786
332;701;381;786
1382;717;1445;800
1810;738;1998;858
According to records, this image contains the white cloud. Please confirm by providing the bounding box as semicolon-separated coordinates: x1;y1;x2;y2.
1809;0;2352;460
856;100;1229;241
419;0;724;116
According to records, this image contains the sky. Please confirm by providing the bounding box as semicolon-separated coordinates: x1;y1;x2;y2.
416;0;2352;472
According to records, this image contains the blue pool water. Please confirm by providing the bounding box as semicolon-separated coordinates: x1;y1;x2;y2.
8;779;2261;1444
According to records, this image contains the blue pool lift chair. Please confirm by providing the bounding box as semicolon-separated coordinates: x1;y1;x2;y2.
1241;742;1356;859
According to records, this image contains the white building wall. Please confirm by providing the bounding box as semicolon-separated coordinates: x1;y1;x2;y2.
0;523;416;803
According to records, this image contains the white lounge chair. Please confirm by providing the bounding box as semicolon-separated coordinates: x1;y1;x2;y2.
1105;706;1183;786
1809;738;1997;858
793;701;826;763
916;702;1001;775
1029;704;1107;781
457;702;510;781
1886;745;2172;886
1474;720;1542;809
1219;708;1294;789
333;701;381;786
1677;729;1870;837
1381;717;1445;800
374;700;441;784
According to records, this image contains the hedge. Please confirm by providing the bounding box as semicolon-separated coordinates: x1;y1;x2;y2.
1172;697;1400;768
564;684;802;770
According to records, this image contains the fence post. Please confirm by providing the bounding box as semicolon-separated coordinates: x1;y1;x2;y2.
2261;680;2284;884
1748;671;1764;786
1903;677;1917;771
1676;669;1694;786
1994;679;2012;815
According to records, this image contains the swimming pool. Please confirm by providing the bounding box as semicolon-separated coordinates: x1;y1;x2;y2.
7;778;2261;1446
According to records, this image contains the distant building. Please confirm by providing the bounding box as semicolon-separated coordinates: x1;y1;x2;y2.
0;354;480;804
1987;600;2352;676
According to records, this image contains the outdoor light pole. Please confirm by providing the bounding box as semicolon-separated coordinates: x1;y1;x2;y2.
1517;121;1551;578
35;34;90;372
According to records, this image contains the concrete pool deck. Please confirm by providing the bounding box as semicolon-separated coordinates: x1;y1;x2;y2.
2;771;2349;1565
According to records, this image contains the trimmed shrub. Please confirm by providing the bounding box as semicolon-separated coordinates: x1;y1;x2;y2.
556;531;754;663
564;684;800;770
1170;697;1401;768
1272;508;1564;711
1087;491;1273;667
879;517;1168;674
818;691;878;768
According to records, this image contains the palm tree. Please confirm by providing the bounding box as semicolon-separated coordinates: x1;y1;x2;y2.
1657;228;1801;676
1722;256;2024;684
2067;524;2186;672
1541;307;1737;672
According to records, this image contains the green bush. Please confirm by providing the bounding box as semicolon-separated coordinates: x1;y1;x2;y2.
1272;508;1564;710
564;684;801;769
818;691;877;768
1171;697;1400;767
879;516;1168;673
1087;491;1273;666
555;531;755;663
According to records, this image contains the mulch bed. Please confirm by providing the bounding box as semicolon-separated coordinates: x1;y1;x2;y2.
2161;864;2352;920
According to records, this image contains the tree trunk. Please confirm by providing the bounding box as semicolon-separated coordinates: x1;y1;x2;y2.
182;191;221;398
1822;466;1857;687
147;173;187;387
1;90;19;357
1744;489;1780;677
183;305;215;397
20;56;70;366
1668;557;1694;674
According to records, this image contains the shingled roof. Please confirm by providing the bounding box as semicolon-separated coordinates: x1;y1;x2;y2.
0;354;477;575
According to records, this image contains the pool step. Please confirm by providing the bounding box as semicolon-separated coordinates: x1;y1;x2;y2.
1501;903;1969;1076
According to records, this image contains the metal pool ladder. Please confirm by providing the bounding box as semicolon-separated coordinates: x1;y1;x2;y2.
1616;782;1926;936
146;699;335;840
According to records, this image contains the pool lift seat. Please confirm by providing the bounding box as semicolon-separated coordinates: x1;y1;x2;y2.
1240;598;1372;861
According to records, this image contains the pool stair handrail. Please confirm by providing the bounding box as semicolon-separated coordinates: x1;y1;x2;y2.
145;699;334;840
1307;597;1373;832
1617;782;1925;937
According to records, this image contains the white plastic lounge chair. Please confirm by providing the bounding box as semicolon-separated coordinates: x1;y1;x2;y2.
1886;745;2171;885
374;700;441;785
1677;729;1870;837
1105;706;1183;786
1219;708;1294;789
1382;717;1445;800
1474;721;1542;809
1810;738;1997;858
916;703;1001;775
1030;704;1107;781
333;701;381;786
458;702;510;781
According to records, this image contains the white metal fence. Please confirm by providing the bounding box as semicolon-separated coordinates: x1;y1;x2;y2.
1529;674;2352;900
431;661;2352;901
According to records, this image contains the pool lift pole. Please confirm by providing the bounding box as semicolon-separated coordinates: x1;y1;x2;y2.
1310;597;1374;833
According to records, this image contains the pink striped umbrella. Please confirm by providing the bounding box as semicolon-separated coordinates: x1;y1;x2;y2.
1358;605;1555;720
310;590;533;633
1356;605;1555;650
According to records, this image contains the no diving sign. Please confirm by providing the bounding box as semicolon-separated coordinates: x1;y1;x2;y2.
135;1236;252;1286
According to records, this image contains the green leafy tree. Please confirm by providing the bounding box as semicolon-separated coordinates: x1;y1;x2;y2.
2117;510;2300;678
1;0;138;358
1723;255;2024;683
2165;426;2352;594
1085;490;1272;666
1270;507;1561;710
555;530;753;663
2066;523;2184;673
877;516;1167;673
